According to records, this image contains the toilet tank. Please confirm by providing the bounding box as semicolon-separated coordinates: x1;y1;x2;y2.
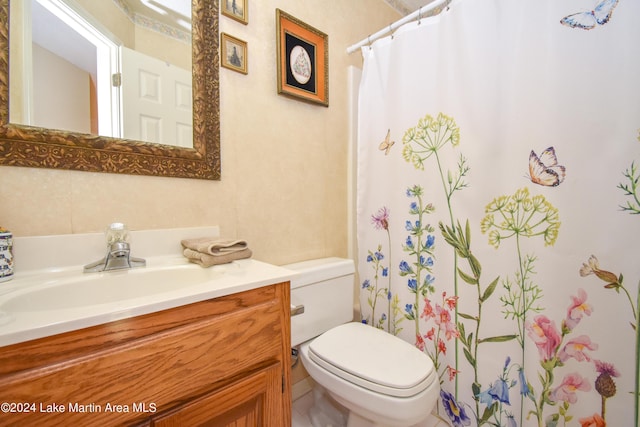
284;257;355;347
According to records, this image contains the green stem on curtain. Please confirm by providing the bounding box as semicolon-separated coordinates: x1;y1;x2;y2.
414;196;425;341
386;230;392;334
516;235;527;427
635;280;640;427
621;285;638;321
434;150;460;397
369;254;384;326
473;279;483;422
535;369;554;427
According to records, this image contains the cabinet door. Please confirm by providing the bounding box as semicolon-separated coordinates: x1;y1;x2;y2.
151;362;283;427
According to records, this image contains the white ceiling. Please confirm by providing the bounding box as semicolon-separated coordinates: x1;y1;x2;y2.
386;0;439;16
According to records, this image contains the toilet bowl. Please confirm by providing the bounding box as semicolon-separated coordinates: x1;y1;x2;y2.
286;258;440;427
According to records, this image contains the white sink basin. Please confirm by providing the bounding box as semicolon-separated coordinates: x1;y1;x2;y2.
0;265;225;312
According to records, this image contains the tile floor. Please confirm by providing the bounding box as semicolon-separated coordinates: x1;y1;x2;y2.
292;390;450;427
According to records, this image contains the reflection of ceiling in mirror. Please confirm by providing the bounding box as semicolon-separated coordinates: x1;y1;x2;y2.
31;1;97;75
112;0;192;43
31;1;192;47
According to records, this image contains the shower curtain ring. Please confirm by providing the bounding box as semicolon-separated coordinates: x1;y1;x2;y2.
418;7;422;25
367;35;372;49
389;23;394;39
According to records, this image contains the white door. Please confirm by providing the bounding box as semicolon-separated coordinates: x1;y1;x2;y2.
120;46;192;147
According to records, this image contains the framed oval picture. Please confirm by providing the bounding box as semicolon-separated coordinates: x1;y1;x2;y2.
276;9;328;107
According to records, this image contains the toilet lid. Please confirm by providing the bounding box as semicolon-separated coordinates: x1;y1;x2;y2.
308;322;436;397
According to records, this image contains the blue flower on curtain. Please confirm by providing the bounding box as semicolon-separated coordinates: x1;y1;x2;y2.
441;389;471;427
371;206;399;333
399;185;437;335
475;357;527;425
405;303;413;316
362;206;406;335
477;380;510;406
518;367;531;398
361;246;389;328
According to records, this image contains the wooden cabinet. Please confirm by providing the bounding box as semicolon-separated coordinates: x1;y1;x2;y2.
0;282;291;426
150;362;281;427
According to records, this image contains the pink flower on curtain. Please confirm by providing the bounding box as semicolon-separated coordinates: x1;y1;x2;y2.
424;327;435;341
594;360;620;378
435;304;451;326
550;373;591;404
416;333;426;351
438;339;447;355
447;365;460;381
371;206;390;230
526;315;562;361
444;292;458;310
564;288;593;331
579;414;606;427
420;298;435;319
558;335;599;363
444;321;460;340
434;301;459;340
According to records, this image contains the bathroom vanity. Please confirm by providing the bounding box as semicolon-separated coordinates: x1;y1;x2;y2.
0;227;295;426
0;282;292;426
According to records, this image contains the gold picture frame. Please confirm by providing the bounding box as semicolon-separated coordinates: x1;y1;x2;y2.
221;0;247;25
0;0;221;180
221;33;247;74
276;9;328;107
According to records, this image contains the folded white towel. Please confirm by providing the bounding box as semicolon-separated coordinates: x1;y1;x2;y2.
181;237;249;256
183;247;252;267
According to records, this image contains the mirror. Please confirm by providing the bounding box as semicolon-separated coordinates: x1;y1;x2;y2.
13;0;193;148
0;0;220;180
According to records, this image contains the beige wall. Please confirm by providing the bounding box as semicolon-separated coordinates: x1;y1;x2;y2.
0;1;399;266
32;44;92;134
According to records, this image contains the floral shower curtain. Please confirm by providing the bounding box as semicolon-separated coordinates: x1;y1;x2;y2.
356;1;640;426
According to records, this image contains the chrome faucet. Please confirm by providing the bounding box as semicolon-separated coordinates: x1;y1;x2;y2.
83;223;146;273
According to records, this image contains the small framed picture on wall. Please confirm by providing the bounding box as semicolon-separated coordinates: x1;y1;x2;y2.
276;9;328;107
221;33;248;74
221;0;248;25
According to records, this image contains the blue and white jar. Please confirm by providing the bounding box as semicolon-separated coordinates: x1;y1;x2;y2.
0;229;13;282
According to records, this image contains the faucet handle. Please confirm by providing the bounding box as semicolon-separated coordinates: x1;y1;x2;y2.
106;222;130;246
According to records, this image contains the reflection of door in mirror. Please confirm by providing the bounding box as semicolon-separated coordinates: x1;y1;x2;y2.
121;46;192;147
8;0;192;148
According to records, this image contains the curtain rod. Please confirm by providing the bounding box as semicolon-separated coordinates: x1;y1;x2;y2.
346;0;448;54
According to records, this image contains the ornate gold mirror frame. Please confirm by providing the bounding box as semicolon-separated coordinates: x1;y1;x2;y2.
0;0;220;180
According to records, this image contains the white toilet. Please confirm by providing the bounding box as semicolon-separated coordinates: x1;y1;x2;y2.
286;257;440;427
